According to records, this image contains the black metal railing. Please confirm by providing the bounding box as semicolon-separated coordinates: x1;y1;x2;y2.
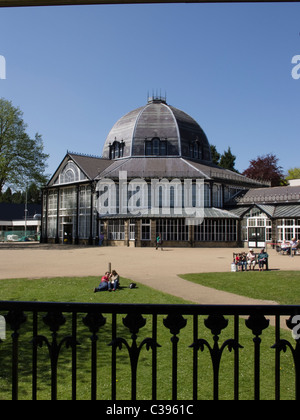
0;301;300;400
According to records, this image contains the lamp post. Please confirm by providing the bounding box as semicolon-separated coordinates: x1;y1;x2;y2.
24;185;28;240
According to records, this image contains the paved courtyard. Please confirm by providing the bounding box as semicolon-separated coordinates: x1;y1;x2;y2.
0;244;299;307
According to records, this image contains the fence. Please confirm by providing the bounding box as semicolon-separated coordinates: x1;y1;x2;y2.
0;230;39;242
0;301;299;400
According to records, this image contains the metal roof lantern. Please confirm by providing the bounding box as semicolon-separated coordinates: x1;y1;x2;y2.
102;97;212;163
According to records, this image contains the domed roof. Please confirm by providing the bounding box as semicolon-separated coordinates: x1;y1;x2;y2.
102;97;212;163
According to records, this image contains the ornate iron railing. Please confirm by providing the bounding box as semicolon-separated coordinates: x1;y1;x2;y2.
0;301;299;401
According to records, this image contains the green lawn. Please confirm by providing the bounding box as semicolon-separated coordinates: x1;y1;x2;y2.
0;276;191;305
179;271;300;305
0;274;298;400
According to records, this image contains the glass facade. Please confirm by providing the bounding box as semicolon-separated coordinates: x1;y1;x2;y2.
194;219;237;242
43;157;300;247
277;219;300;241
156;219;189;242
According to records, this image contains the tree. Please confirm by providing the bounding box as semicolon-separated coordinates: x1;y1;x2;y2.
210;145;221;165
27;182;42;203
219;147;237;172
0;182;42;204
210;145;238;172
0;98;49;194
286;168;300;180
242;153;285;187
0;186;12;203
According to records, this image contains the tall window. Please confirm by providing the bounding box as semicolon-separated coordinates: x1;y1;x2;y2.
213;184;223;208
141;219;151;240
47;191;58;238
189;141;203;159
129;220;136;240
79;185;91;239
59;187;77;240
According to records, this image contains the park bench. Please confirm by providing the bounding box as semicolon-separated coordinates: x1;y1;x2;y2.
232;252;269;271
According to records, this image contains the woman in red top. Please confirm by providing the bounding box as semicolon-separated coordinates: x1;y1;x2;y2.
94;272;110;292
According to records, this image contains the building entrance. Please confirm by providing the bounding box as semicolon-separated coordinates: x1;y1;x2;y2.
248;226;266;248
63;224;73;244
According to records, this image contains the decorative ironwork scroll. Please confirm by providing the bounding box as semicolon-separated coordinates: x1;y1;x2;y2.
109;312;161;401
32;311;79;400
190;314;243;400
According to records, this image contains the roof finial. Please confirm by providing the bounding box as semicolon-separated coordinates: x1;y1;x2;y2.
147;89;167;104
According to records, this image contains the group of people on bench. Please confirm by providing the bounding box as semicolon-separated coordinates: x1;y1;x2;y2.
280;238;300;255
234;248;268;272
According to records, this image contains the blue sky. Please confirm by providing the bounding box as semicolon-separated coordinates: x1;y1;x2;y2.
0;2;299;178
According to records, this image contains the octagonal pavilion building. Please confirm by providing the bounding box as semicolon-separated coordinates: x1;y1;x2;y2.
42;96;266;247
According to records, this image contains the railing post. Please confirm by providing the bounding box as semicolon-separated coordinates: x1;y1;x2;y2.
5;310;27;401
163;312;187;400
82;312;106;400
42;312;67;401
245;314;270;400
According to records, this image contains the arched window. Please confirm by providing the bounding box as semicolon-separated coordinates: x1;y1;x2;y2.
60;161;80;184
109;140;125;159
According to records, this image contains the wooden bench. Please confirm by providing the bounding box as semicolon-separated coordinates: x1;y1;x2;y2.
233;252;269;271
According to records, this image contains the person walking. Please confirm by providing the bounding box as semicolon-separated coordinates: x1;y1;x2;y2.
156;234;163;251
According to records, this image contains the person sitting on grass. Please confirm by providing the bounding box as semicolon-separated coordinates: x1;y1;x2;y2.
258;249;269;271
108;270;120;291
94;272;110;292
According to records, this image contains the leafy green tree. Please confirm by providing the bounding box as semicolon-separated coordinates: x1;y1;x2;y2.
0;182;42;204
0;98;49;194
0;187;12;203
286;168;300;180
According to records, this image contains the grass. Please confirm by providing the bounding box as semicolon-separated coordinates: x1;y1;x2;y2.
0;273;298;400
0;276;192;305
179;271;300;305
